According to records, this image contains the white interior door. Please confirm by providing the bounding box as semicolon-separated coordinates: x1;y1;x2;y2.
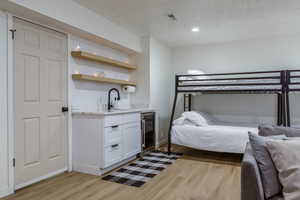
14;18;68;188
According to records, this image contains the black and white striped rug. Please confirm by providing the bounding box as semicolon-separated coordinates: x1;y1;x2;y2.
102;151;182;187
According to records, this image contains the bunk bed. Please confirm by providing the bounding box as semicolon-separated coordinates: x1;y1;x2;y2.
167;70;287;154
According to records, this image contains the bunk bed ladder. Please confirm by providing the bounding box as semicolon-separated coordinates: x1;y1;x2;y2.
281;71;287;127
285;70;291;127
168;76;179;154
184;94;192;111
277;93;283;126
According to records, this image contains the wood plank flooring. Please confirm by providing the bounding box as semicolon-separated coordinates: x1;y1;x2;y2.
2;145;242;200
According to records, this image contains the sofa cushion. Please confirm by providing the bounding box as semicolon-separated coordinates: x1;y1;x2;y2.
266;139;300;200
259;124;300;137
248;133;285;199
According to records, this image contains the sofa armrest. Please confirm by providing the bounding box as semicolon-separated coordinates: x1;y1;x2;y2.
241;144;265;200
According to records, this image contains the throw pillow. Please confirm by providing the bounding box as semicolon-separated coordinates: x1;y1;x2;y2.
266;139;300;200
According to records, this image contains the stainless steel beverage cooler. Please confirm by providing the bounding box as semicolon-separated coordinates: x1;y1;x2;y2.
141;112;155;151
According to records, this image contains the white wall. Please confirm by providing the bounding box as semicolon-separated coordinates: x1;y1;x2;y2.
130;37;150;108
69;35;132;112
0;0;141;53
149;38;172;141
129;37;172;142
172;34;300;125
0;11;10;198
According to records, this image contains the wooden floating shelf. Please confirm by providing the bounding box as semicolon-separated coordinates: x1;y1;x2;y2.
71;51;137;70
72;74;136;86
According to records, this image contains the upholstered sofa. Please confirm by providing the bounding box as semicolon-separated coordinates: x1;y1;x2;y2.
241;143;283;200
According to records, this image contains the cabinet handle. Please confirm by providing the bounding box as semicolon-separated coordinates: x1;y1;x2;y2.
111;144;119;148
111;125;119;128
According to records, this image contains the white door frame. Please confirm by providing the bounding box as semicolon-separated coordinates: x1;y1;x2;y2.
7;12;15;196
0;11;13;198
7;14;72;193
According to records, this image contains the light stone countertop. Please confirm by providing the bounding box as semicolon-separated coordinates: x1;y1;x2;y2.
72;108;155;116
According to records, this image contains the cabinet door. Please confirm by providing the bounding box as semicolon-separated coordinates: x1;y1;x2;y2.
123;122;141;159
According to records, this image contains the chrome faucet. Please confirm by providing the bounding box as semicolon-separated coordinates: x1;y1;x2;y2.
108;88;120;111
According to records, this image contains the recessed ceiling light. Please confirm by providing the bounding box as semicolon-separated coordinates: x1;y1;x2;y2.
192;27;200;32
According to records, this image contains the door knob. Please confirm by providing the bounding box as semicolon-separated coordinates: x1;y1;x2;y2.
62;107;69;113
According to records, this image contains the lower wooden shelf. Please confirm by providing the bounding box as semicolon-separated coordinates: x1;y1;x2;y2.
72;74;136;86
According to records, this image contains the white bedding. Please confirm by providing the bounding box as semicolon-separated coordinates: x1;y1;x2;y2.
171;124;258;154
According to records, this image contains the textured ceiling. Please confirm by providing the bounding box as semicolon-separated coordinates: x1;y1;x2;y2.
74;0;300;46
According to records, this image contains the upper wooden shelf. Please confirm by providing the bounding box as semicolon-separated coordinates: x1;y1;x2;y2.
71;51;137;70
72;74;136;86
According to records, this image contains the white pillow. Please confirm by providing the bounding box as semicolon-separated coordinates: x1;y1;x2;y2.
173;116;197;126
182;111;208;126
173;117;185;125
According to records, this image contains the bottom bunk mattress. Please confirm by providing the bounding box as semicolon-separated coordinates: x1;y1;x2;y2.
171;124;258;154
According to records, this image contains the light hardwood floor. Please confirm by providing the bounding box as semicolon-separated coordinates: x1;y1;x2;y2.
2;145;242;200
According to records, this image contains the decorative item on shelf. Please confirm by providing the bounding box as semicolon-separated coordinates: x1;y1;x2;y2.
74;45;81;51
74;70;80;75
93;72;105;78
122;85;136;93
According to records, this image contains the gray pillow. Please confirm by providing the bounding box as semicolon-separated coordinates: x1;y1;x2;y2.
248;132;286;199
266;139;300;200
259;124;300;137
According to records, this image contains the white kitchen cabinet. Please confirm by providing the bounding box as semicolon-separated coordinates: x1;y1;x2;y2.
72;112;141;176
123;123;141;159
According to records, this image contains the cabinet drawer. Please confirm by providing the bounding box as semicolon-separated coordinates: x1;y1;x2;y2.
122;113;140;124
103;143;122;168
104;115;122;127
104;126;122;146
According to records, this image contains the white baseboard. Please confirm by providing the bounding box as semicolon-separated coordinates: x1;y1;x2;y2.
73;163;101;176
73;156;137;176
101;156;137;175
15;167;68;190
0;187;14;198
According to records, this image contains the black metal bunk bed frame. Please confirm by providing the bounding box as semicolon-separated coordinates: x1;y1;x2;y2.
167;70;291;154
286;70;300;127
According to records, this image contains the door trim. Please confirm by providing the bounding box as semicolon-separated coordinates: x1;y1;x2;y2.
8;15;70;191
67;34;73;172
7;12;15;196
